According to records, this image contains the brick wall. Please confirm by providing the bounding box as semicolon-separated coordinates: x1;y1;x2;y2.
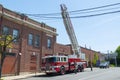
54;43;72;55
0;5;57;75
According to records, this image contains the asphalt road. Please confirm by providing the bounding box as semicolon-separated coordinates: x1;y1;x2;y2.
21;67;120;80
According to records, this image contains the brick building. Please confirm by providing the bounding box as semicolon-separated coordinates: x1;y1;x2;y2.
0;5;57;75
54;43;104;64
54;43;72;55
81;47;104;64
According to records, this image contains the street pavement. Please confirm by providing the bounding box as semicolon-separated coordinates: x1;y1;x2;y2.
2;68;96;80
3;67;119;80
21;67;120;80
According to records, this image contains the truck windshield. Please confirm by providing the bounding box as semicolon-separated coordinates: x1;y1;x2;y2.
46;57;56;63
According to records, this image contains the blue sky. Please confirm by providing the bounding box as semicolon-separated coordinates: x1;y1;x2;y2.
0;0;120;53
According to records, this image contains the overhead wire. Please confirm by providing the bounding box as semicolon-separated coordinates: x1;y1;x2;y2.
69;6;120;15
24;2;120;20
28;9;120;19
69;2;120;13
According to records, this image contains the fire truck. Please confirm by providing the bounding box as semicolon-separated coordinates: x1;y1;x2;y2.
41;4;87;74
41;55;86;75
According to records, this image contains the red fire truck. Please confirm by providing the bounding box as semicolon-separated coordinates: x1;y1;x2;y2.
41;55;87;75
41;4;88;75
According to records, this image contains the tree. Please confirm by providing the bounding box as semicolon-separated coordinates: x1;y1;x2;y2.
115;45;120;66
0;35;14;79
92;53;99;66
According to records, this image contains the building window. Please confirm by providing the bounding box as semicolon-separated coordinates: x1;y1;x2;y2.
34;35;40;47
13;29;19;42
2;26;10;35
47;38;52;48
28;34;33;46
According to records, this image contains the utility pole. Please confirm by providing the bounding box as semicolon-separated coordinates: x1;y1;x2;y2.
89;47;93;71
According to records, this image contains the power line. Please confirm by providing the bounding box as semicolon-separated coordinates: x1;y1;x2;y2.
69;5;120;15
27;6;120;17
23;2;120;21
25;2;120;16
29;10;120;19
69;2;120;13
27;9;120;19
73;10;120;18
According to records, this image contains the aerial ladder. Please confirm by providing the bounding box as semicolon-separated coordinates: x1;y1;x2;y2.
60;4;81;58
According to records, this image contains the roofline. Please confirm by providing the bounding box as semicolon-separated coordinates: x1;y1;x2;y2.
0;5;58;36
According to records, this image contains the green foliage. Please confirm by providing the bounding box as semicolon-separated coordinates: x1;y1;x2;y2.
92;59;96;66
0;35;13;48
115;45;120;58
115;45;120;66
92;53;99;66
109;64;115;67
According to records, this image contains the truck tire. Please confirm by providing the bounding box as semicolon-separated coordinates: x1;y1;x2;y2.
78;65;84;72
77;65;81;72
60;66;65;75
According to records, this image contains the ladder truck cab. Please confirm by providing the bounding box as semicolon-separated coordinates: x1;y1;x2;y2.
41;55;86;75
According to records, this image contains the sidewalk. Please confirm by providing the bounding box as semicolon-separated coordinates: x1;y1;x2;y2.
2;68;98;80
2;72;45;80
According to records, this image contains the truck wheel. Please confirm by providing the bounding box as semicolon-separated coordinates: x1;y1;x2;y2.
81;65;84;72
79;66;84;72
60;67;65;75
77;65;81;72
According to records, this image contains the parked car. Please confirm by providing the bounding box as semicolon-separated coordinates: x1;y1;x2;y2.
99;62;109;68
